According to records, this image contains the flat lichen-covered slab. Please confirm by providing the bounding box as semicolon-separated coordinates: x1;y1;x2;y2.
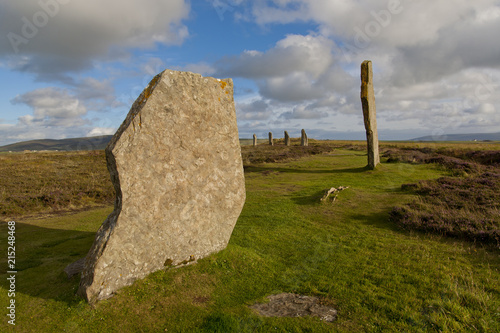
78;69;246;304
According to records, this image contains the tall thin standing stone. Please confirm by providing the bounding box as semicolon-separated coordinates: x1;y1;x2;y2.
360;60;380;169
284;131;290;146
269;132;274;146
301;129;308;146
253;134;257;146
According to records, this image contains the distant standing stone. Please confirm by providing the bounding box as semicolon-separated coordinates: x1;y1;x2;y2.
301;129;308;147
253;134;257;146
360;60;380;169
269;132;274;146
284;131;290;146
77;69;246;304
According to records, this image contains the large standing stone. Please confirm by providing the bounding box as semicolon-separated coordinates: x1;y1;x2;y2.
253;134;257;146
284;131;290;146
360;60;380;169
77;69;246;304
269;132;274;146
301;129;308;147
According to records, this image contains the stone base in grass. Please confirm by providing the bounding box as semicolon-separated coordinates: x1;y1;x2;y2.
250;293;337;322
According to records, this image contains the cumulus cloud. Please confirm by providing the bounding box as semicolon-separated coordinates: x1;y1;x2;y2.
179;62;216;76
215;0;500;136
12;87;88;127
217;34;334;79
74;78;123;111
0;0;190;79
87;127;116;137
391;13;500;85
215;32;365;123
246;1;498;48
2;85;122;146
216;33;352;107
2;0;500;143
241;0;500;83
236;99;273;120
75;78;114;102
280;104;328;120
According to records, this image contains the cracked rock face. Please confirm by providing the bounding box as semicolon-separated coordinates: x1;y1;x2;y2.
78;69;246;304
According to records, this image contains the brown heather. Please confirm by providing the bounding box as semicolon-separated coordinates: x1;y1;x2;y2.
386;148;500;247
0;151;114;219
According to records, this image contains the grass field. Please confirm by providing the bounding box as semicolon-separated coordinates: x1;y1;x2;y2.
1;142;499;332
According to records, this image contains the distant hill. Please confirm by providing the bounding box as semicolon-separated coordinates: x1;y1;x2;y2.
1;135;264;152
0;135;113;152
411;132;500;142
3;132;499;152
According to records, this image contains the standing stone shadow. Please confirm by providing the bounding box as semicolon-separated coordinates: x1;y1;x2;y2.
0;221;95;304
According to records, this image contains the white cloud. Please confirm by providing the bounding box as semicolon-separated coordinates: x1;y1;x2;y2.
280;104;328;119
239;1;500;82
0;121;89;146
247;1;498;48
217;34;334;79
178;62;216;76
250;1;307;25
261;72;323;102
217;33;354;109
212;0;500;137
2;0;500;143
76;78;115;103
216;32;369;125
11;87;88;127
0;0;190;79
1;85;121;145
236;99;273;120
87;127;116;137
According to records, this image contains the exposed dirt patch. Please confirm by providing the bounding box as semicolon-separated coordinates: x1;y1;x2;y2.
261;170;281;176
192;296;211;305
250;293;337;322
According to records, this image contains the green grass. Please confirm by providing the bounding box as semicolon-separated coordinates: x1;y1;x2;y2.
1;149;499;332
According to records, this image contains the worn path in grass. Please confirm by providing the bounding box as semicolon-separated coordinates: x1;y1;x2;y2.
1;150;499;332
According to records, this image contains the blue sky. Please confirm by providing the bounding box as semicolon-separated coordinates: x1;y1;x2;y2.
1;0;500;146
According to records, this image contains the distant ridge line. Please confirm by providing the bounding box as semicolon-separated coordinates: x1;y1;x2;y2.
2;132;500;152
0;135;113;152
411;132;500;142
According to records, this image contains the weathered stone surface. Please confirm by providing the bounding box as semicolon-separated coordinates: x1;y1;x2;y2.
360;60;380;169
301;129;308;146
251;293;337;322
284;131;290;146
253;134;257;146
269;132;274;146
78;69;246;304
64;257;85;279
